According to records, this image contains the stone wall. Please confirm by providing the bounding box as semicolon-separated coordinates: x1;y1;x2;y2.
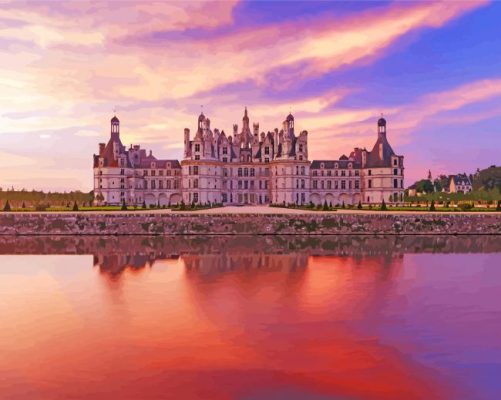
0;212;500;235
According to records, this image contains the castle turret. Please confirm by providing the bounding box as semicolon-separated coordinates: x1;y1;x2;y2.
111;115;120;141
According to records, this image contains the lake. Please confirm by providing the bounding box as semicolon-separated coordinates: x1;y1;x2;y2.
0;235;500;400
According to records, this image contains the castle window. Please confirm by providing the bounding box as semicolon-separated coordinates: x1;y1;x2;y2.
193;166;199;175
394;179;398;188
223;147;227;155
312;171;317;176
348;163;352;169
341;170;346;177
265;158;269;163
301;179;305;189
238;168;242;177
151;180;156;189
244;168;249;177
159;181;163;189
223;157;227;162
341;180;346;190
320;163;324;169
159;170;164;176
368;179;372;188
238;181;242;189
152;170;156;176
195;144;200;152
250;168;255;177
195;155;200;160
327;170;332;177
167;180;171;189
313;180;317;189
299;156;303;161
120;169;124;175
335;163;338;169
393;159;398;166
368;170;372;176
299;144;303;152
394;168;398;175
355;170;359;176
144;170;148;176
301;166;305;175
327;181;331;189
335;181;339;189
193;179;198;188
265;147;270;155
193;193;198;203
355;180;359;189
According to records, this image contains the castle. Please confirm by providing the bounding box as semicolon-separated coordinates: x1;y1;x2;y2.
93;109;404;206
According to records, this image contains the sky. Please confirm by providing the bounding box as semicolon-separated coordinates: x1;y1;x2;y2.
0;0;500;192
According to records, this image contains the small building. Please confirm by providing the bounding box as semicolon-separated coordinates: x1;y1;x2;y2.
448;174;472;193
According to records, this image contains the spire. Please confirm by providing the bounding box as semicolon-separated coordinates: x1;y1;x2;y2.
110;114;120;140
243;106;249;121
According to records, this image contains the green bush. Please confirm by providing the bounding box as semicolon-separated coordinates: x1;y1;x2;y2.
357;200;362;210
121;200;127;211
72;201;79;211
430;200;436;211
497;200;501;211
3;200;11;212
142;201;147;209
380;199;387;211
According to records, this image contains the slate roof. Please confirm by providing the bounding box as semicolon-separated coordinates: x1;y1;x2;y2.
310;159;361;169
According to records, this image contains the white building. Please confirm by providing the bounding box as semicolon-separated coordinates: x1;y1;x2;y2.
93;112;404;206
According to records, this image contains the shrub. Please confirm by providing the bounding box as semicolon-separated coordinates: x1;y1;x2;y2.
459;202;474;211
72;201;79;211
180;200;186;211
35;203;49;211
322;201;328;211
357;200;362;210
380;199;387;211
121;200;127;211
3;200;11;212
497;200;501;211
142;201;146;209
430;200;436;211
342;201;345;209
22;201;26;209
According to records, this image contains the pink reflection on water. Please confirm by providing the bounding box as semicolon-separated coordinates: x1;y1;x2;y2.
0;249;500;399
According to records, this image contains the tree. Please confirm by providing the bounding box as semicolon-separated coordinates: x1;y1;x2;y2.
322;200;328;211
416;179;434;194
497;200;501;211
22;201;26;209
357;200;362;210
72;201;79;211
142;200;147;209
3;200;11;212
380;199;387;211
180;200;186;211
430;200;436;211
342;201;345;209
121;200;127;211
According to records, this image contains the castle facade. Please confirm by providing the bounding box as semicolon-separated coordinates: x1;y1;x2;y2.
93;109;404;207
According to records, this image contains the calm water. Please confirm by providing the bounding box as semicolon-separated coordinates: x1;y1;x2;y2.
1;235;500;400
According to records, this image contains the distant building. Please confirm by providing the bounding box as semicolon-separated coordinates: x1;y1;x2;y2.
93;111;405;206
447;174;473;193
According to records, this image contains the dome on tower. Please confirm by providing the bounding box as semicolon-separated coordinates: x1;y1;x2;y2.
286;113;294;122
198;112;205;122
111;115;119;123
378;117;386;126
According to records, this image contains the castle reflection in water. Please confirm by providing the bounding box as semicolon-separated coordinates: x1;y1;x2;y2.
1;235;499;277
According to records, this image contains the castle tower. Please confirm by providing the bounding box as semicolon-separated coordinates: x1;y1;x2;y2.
111;115;120;141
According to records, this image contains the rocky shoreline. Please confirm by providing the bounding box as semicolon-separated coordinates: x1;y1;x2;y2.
0;212;500;235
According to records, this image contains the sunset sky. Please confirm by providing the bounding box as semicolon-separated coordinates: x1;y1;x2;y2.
1;0;500;191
